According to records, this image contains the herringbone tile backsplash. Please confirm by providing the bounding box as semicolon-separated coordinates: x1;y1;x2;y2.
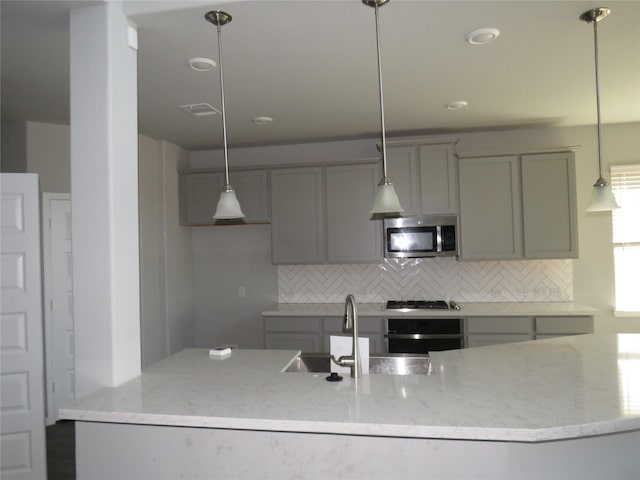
278;258;573;303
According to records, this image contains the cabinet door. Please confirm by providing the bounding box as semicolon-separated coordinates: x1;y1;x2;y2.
386;146;420;216
535;316;594;335
522;152;578;259
458;156;523;260
419;144;458;214
325;164;382;263
230;170;270;223
271;167;325;264
180;172;224;224
180;170;269;224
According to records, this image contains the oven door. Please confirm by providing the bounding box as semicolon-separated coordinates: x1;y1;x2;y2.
385;318;464;354
385;335;463;354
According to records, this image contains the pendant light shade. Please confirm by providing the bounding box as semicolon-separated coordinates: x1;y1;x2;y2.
581;7;619;212
587;180;619;212
205;10;245;220
364;0;404;215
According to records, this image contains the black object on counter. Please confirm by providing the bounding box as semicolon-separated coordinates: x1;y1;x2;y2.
326;372;343;382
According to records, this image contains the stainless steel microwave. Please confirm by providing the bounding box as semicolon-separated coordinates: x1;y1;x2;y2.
383;215;458;258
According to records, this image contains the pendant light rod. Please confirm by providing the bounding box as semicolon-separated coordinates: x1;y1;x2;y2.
205;10;245;219
206;10;232;187
581;7;619;212
582;8;609;185
372;0;389;181
364;0;403;215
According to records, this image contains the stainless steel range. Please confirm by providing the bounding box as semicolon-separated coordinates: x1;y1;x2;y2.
384;300;463;354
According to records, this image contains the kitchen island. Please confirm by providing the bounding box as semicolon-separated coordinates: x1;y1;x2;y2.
60;334;640;479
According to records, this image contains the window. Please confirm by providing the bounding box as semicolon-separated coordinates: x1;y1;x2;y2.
611;164;640;312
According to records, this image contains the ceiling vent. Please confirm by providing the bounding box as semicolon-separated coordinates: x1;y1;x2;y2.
179;103;221;116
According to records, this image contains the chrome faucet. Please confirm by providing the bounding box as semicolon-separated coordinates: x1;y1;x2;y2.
331;294;362;378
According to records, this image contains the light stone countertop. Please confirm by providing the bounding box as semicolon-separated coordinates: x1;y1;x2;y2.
261;302;599;317
59;334;640;443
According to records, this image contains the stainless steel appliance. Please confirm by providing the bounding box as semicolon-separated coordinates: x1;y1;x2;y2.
384;300;463;354
383;215;457;259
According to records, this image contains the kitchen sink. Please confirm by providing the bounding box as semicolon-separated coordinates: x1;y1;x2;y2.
283;353;432;375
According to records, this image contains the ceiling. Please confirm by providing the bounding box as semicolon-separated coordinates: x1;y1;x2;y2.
2;0;639;151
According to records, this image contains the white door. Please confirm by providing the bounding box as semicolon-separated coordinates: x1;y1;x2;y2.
0;174;47;479
42;193;74;424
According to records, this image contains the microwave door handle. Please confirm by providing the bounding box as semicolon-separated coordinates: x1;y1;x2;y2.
436;226;442;253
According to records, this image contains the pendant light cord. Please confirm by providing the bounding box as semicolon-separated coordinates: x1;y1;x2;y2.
374;3;389;183
216;20;231;187
592;17;604;182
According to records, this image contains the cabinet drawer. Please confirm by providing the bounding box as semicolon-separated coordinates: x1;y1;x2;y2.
323;317;383;333
264;317;322;332
535;316;594;334
466;316;533;334
265;333;322;352
466;334;532;348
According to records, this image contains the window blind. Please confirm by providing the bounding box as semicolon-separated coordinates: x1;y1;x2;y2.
610;164;640;312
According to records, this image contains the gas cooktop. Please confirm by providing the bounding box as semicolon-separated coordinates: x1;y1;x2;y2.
385;300;460;310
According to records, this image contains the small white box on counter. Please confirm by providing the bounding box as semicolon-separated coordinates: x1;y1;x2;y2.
209;347;232;358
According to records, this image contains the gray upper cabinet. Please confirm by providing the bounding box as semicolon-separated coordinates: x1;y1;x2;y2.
386;146;421;216
459;155;523;260
386;139;458;216
179;169;269;225
326;163;382;263
458;151;578;261
271;167;326;264
521;152;578;259
419;144;458;214
271;163;382;265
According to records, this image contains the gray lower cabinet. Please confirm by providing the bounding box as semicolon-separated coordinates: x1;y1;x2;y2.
466;316;534;348
179;169;269;225
535;316;594;339
466;315;593;347
271;163;382;265
459;151;578;260
264;316;323;352
263;316;385;353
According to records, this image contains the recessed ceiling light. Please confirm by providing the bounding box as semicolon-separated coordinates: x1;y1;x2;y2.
253;116;273;125
188;57;216;72
466;28;500;45
446;101;468;110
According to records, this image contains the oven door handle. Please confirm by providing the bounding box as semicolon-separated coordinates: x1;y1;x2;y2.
384;333;463;340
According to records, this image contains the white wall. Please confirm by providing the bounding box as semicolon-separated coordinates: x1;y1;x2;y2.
4;120;195;369
26;121;71;193
191;224;277;349
190;122;640;335
1;120;70;193
1;121;27;172
138;136;195;367
161;141;195;355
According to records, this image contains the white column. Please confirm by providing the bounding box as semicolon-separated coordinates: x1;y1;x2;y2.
70;2;141;397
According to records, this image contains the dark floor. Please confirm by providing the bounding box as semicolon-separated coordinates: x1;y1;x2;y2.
46;420;76;480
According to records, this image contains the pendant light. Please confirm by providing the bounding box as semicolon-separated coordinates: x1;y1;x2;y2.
581;7;619;212
205;10;245;220
364;0;404;216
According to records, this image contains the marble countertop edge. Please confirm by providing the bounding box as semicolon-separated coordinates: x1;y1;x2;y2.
59;409;640;444
261;302;599;317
